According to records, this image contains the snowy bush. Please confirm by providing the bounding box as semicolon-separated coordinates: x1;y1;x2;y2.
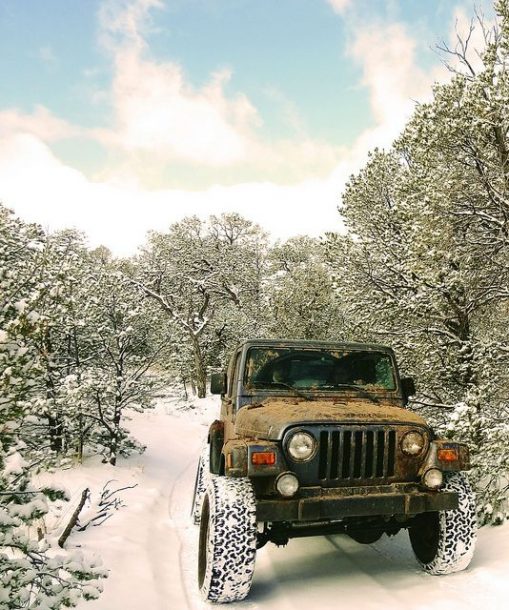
0;444;108;609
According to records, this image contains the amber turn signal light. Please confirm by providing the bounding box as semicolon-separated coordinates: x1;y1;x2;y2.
251;452;276;466
438;448;459;462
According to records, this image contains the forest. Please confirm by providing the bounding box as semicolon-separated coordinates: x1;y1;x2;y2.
2;1;509;608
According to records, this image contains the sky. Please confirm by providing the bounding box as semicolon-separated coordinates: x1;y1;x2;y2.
0;0;495;254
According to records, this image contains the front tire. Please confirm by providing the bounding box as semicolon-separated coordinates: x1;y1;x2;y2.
198;477;257;603
409;472;476;574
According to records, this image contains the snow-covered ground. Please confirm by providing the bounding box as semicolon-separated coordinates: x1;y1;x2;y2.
37;396;509;610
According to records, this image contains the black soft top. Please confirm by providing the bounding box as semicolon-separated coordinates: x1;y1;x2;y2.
236;338;395;354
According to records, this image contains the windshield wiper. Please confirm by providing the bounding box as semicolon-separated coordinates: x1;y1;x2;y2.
321;384;380;404
252;381;311;401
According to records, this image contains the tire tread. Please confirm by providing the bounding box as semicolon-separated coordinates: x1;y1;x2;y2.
199;476;257;603
411;472;477;575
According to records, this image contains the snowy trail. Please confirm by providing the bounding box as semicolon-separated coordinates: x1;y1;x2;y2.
62;399;509;610
52;405;209;610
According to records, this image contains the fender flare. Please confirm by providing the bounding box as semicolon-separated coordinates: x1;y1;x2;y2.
208;420;224;475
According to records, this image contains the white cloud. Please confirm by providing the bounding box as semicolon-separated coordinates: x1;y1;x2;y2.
0;0;344;187
343;7;493;155
0;106;80;142
0;134;345;255
98;52;258;166
96;0;259;166
95;0;261;167
0;1;469;255
98;0;163;53
93;0;342;176
348;22;439;137
327;0;352;15
0;0;351;254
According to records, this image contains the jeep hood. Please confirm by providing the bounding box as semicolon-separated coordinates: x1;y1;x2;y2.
234;397;427;441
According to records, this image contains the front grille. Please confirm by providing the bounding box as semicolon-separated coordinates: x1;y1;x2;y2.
318;427;397;483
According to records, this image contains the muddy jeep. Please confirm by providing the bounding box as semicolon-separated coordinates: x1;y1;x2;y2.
192;340;476;603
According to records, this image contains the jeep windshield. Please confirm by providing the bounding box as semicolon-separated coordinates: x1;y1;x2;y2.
244;347;396;392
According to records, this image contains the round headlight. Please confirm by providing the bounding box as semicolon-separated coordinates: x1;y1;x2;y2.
276;472;299;497
401;431;425;456
423;468;443;490
287;431;316;461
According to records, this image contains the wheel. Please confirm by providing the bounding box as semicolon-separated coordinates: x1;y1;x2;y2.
409;472;476;574
191;445;209;525
198;476;257;603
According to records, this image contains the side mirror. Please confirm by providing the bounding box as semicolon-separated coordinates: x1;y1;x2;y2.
401;377;416;404
210;372;227;395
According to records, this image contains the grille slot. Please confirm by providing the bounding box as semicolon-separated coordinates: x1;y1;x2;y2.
318;427;397;482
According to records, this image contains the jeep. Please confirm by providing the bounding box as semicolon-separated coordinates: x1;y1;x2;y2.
191;339;476;603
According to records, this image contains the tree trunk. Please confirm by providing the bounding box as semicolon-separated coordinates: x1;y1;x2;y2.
109;403;122;466
77;412;84;463
58;488;89;548
190;333;207;398
48;414;63;453
43;329;64;453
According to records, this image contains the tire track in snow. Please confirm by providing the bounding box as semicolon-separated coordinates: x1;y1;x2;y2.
248;544;307;610
166;455;196;610
131;416;192;610
126;409;206;610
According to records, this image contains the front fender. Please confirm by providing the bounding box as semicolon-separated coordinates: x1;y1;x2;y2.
223;439;286;478
419;440;470;476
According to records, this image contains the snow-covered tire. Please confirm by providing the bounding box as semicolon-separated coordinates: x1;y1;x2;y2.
191;445;210;525
198;476;257;603
409;472;477;575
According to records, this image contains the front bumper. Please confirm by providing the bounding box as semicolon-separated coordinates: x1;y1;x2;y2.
256;483;458;522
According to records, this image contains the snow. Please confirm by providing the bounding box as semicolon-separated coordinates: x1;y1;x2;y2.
13;299;27;312
35;395;509;610
3;450;28;475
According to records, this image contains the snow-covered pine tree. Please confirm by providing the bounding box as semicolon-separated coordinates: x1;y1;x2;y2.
20;229;98;460
326;3;509;524
265;236;346;340
75;255;162;465
132;213;268;397
1;205;107;608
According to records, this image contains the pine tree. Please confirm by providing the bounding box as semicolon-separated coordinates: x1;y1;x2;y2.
326;3;509;524
75;257;162;465
1;205;107;608
132;213;268;397
265;236;346;340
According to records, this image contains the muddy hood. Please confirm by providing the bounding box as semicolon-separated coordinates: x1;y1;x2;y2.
234;398;427;441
